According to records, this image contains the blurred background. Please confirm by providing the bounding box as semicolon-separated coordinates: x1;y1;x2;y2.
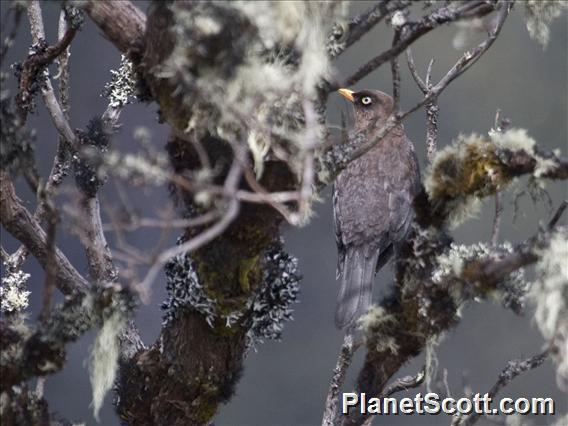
1;1;566;425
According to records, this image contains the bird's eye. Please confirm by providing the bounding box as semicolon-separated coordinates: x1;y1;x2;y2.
361;96;372;105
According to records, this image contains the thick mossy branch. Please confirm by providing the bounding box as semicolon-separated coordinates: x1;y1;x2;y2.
344;225;566;426
82;0;146;57
343;129;567;426
144;1;338;183
114;2;345;422
419;129;568;228
117;145;299;423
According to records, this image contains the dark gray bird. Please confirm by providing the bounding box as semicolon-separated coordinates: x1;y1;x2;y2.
333;88;421;330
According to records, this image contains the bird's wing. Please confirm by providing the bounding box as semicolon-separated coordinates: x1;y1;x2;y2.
332;182;346;279
388;137;421;242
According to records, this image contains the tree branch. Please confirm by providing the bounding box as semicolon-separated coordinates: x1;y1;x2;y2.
26;1;77;150
406;49;438;162
390;29;402;112
81;0;146;57
322;334;359;426
135;137;248;296
457;350;549;426
330;0;411;58
342;220;563;426
338;1;497;88
17;29;75;107
380;366;426;398
323;1;512;185
0;171;89;295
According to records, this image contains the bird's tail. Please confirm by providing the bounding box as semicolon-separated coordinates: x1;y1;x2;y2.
335;246;380;330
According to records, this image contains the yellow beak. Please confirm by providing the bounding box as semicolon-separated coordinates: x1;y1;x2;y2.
337;88;355;102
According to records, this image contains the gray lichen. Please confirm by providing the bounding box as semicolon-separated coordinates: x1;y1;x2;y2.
0;268;30;314
359;306;399;355
148;1;342;189
73;117;112;197
531;230;568;389
102;149;171;187
245;243;301;349
89;311;126;421
432;241;526;314
102;55;137;109
524;0;568;48
162;252;217;327
162;241;301;349
424;128;559;228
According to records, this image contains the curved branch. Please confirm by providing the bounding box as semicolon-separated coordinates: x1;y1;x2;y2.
343;222;565;426
322;1;512;186
330;0;411;58
0;172;89;295
82;0;146;56
457;350;549;426
338;1;497;88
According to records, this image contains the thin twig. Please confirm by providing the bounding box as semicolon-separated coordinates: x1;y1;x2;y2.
491;192;503;246
380;366;426;398
406;48;439;162
101;212;221;232
548;200;568;230
79;196;118;282
0;171;89;294
242;168;299;224
359;368;427;426
457;350;549;426
26;1;77;149
391;30;402;113
136;143;248;297
490;108;509;246
335;1;511;174
56;9;71;117
330;1;411;58
18;5;77;118
423;58;439;162
322;333;359;426
339;1;497;89
406;48;427;92
42;7;72;210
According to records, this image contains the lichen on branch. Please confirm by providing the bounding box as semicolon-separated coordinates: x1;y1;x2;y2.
424;128;567;227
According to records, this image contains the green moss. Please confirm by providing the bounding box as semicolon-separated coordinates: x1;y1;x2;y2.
197;262;222;289
192;381;220;424
238;255;259;293
428;137;512;202
196;399;218;424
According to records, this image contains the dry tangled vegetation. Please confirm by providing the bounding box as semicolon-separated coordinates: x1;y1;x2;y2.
0;1;567;426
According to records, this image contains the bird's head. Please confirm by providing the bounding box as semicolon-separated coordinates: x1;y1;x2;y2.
337;88;393;131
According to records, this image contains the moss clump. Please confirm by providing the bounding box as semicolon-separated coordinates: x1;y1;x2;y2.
238;255;260;293
426;135;509;202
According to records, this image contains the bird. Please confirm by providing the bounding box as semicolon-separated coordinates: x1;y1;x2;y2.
333;88;421;330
